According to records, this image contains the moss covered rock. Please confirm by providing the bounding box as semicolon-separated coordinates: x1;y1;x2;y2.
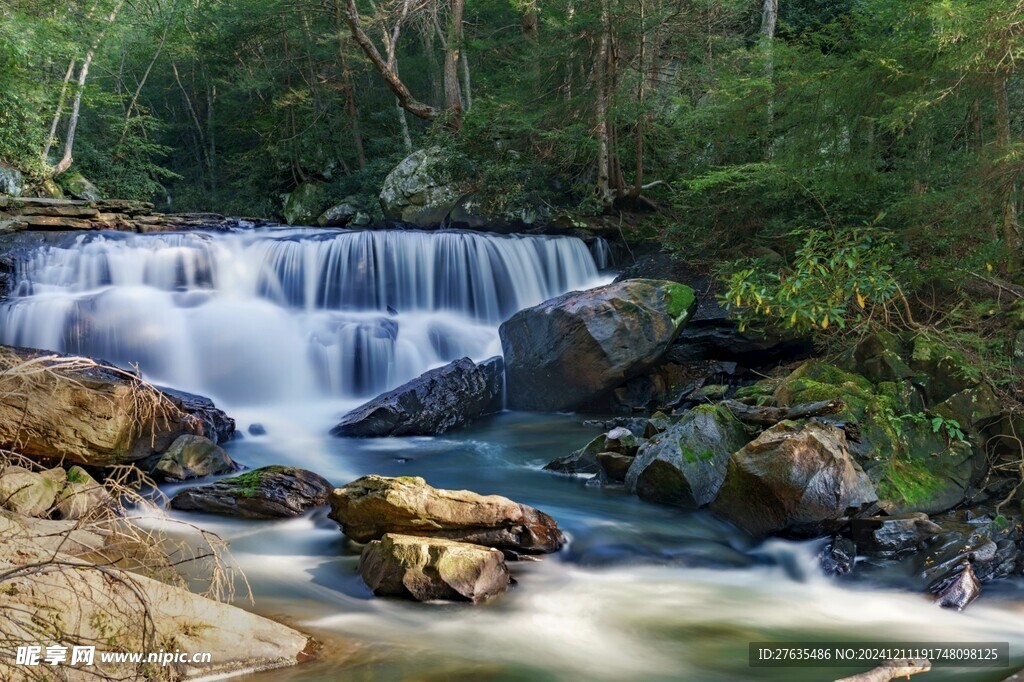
170;466;332;518
283;182;326;225
624;404;751;508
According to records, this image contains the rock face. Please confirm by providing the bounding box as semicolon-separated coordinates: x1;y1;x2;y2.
329;475;565;554
500;279;697;412
0;166;24;197
849;513;942;557
710;421;877;538
379;147;462;227
545;426;641;476
156;386;237;444
331;357;502;437
625;404;750;508
148;434;238;481
63;173;101;201
0;346;233;466
170;466;333;519
359;533;511;603
283;182;326;225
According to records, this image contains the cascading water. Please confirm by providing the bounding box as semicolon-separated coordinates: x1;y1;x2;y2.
0;227;607;407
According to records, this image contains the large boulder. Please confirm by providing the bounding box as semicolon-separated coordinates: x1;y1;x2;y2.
379;147;462;227
283;182;326;226
318;200;358;227
329;475;565;554
0;466;63;517
500;279;697;412
62;172;101;201
359;533;511;603
0;166;24;197
147;434;238;482
170;466;333;519
54;466;115;520
331;357;502;437
0;346;233;466
624;404;751;508
158;385;237;444
710;421;877;538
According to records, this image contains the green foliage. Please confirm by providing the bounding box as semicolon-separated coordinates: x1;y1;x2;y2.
721;224;906;334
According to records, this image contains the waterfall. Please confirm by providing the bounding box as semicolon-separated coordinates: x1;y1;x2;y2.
0;228;607;406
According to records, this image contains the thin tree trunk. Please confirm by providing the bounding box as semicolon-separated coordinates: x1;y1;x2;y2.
594;0;614;208
630;0;647;199
994;71;1020;251
760;0;778;159
333;0;366;168
460;46;472;112
51;0;128;177
42;60;76;163
120;0;175;145
440;0;464;130
171;61;211;175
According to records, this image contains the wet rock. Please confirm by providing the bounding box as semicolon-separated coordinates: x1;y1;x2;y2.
62;173;101;202
930;562;981;610
477;355;505;414
156;385;236;444
546;426;643;476
379;147;463;228
329;475;565;554
331;357;502;437
820;536;857;576
148;435;238;482
0;166;25;197
710;421;877;538
170;466;332;519
359;533;511;603
849;513;942;557
624;404;750;508
54;466;114;520
0;346;234;466
318;201;358;227
596;452;634;482
248;423;267;436
500;279;696;412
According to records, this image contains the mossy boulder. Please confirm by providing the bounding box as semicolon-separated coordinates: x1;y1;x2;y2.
710;420;877;538
624;404;751;508
55;466;114;520
379;147;463;227
359;533;511;603
841;330;916;384
909;335;977;404
148;434;238;482
62;172;101;201
329;475;565;554
0;466;63;517
169;466;332;519
283;182;327;226
500;279;697;412
0;165;24;197
546;426;641;475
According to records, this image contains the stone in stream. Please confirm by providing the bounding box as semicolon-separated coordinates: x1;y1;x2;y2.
331;356;503;437
329;475;565;554
170;466;332;519
499;279;696;412
930;562;981;610
820;536;857;576
359;533;511;603
54;466;115;520
546;426;643;476
0;346;235;467
848;513;942;558
147;434;238;482
624;404;750;508
709;420;877;538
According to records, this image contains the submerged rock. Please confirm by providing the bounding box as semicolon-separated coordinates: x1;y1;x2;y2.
820;536;857;576
329;475;565;554
710;421;877;538
930;562;981;610
148;434;238;482
849;513;942;558
500;279;696;412
331;356;502;437
359;533;511;603
0;346;234;466
170;466;332;519
624;404;750;508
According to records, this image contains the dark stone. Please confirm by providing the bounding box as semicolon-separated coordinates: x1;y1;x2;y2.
169;466;332;519
624;405;750;508
820;536;857;576
477;355;505;414
158;386;236;444
331;357;502;437
710;421;877;538
248;423;267;436
546;427;643;476
930;562;981;610
500;279;696;412
596;452;634;482
849;513;942;557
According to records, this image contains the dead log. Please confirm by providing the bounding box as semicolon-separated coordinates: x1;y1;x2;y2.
720;398;845;426
834;659;931;682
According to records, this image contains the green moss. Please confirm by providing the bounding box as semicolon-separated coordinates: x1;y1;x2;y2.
218;465;290;497
663;282;696;325
877;455;946;508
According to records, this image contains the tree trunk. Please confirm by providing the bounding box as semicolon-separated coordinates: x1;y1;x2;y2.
760;0;778;159
42;60;76;163
630;0;647;199
994;70;1020;252
120;1;175;145
460;45;472;112
51;0;128;178
443;0;465;130
333;0;366;169
594;0;614;208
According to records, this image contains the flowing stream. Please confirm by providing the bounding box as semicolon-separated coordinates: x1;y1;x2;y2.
1;227;1022;681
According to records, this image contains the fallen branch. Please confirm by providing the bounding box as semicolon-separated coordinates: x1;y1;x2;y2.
720;398;845;426
834;659;931;682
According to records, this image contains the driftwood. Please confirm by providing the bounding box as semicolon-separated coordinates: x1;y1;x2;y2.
720;398;845;426
834;659;931;682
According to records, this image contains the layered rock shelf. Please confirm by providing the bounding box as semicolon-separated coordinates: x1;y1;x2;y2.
0;196;271;233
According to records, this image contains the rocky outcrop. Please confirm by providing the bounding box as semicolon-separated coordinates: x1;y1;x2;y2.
0;166;24;198
158;386;237;444
0;512;317;679
625;404;751;508
331;357;503;437
500;279;697;412
283;182;326;226
0;346;233;466
545;426;640;476
318;200;358;227
359;533;511;603
848;513;942;558
710;421;877;538
170;466;332;519
379;147;463;228
147;434;238;482
329;475;565;554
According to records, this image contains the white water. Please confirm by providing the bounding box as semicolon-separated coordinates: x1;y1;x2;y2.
0;228;608;408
